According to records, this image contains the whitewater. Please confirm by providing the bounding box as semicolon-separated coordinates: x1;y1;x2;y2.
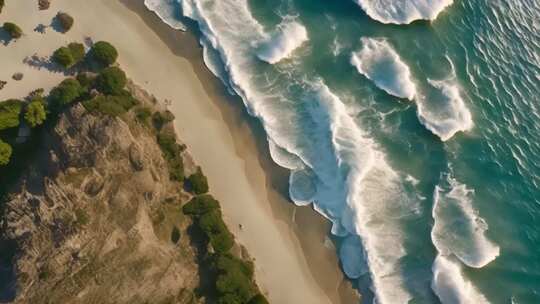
145;0;540;303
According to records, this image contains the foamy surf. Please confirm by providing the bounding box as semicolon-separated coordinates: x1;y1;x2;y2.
430;175;498;303
352;0;455;24
144;0;186;30
351;38;416;100
431;255;490;304
257;21;309;64
416;77;474;141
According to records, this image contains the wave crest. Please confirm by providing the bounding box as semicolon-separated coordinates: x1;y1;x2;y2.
257;21;309;64
351;38;416;100
353;0;454;24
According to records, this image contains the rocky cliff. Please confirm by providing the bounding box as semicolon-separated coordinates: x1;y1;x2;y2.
1;85;202;303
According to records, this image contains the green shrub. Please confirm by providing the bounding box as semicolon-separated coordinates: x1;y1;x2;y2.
0;139;12;166
56;12;74;32
3;22;22;39
182;194;220;217
135;106;152;124
157;131;185;181
83;95;136;117
52;47;75;68
0;99;22;130
68;42;85;62
187;167;209;195
0;0;5;14
95;66;127;95
49;78;84;108
76;72;95;89
248;294;269;304
200;210;234;253
152;110;174;130
214;254;255;303
24;100;47;128
90;41;118;67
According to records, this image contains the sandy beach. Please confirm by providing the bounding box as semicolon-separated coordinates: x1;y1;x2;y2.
0;1;357;303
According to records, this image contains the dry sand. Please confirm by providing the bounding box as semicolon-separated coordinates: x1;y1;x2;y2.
0;1;358;303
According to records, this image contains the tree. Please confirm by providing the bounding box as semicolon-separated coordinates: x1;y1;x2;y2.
3;22;22;39
95;66;126;95
56;12;74;32
187;167;209;194
68;42;85;63
24;100;47;128
90;41;118;67
182;194;220;217
52;46;75;68
214;254;255;303
0;99;22;130
48;78;83;108
0;139;12;166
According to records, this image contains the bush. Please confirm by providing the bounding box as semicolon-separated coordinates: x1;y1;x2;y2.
0;0;5;14
171;226;181;244
3;22;22;39
182;194;220;217
0;99;22;130
56;12;74;32
214;254;255;303
135;106;152;124
90;41;118;67
157;131;185;181
200;210;234;253
49;78;84;108
0;139;12;166
83;95;136;117
24;100;47;128
152;110;175;130
76;72;95;89
248;294;269;304
95;66;127;95
52;47;75;68
187;167;209;195
68;42;85;62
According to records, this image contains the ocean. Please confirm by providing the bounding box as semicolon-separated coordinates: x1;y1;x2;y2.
144;0;540;303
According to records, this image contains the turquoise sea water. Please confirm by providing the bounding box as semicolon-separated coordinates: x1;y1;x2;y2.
145;0;540;302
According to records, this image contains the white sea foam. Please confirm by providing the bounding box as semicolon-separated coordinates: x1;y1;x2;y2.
144;0;186;30
430;176;498;303
431;255;490;304
416;76;474;141
351;38;417;100
352;0;454;24
432;177;500;268
257;21;309;64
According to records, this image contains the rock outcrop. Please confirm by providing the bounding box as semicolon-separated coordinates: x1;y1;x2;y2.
1;88;200;303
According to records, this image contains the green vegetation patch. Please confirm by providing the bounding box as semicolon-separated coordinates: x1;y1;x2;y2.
0;0;5;14
0;99;22;130
90;41;118;67
3;22;22;39
24;99;47;128
95;66;127;95
52;43;85;68
56;12;74;32
83;94;137;117
49;78;84;109
157;131;184;181
187;167;209;195
0;138;12;166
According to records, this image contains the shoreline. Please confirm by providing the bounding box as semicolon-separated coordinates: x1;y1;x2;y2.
117;2;359;303
0;0;358;302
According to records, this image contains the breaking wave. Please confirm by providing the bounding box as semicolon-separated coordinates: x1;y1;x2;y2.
144;0;186;30
351;38;416;100
416;76;474;141
430;175;499;303
257;21;309;64
352;0;455;24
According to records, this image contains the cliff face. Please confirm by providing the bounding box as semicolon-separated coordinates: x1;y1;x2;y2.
1;93;200;303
